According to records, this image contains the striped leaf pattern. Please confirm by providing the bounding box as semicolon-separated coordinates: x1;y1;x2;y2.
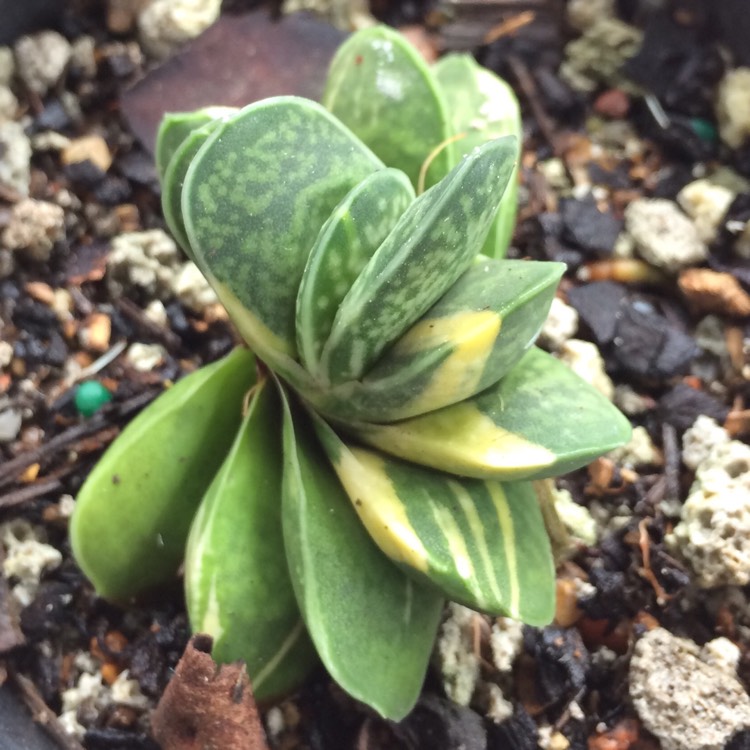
313;415;555;624
351;347;633;480
280;389;444;720
184;378;316;701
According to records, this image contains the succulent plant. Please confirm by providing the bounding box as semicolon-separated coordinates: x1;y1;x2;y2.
70;27;631;719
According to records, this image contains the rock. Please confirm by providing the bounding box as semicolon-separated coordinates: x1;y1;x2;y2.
0;46;14;84
677;179;735;243
0;84;17;119
558;339;614;399
173;261;217;314
138;0;222;59
716;67;750;149
0;407;21;443
106;229;182;299
593;88;630;119
0;120;31;195
13;31;71;95
2;198;65;262
682;415;730;470
566;281;627;345
613;300;698;380
539;297;578;351
624;198;708;270
560;19;642;93
490;618;524;673
658;383;729;433
553;487;597;546
566;0;615;31
630;628;750;750
125;342;166;372
669;441;750;587
397;693;487;750
607;425;661;468
560;194;622;256
61;134;113;172
436;603;480;706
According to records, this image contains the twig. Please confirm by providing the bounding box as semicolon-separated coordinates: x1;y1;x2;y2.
10;670;87;750
0;478;63;510
115;298;182;352
661;423;681;503
506;54;561;155
483;10;536;44
0;390;158;490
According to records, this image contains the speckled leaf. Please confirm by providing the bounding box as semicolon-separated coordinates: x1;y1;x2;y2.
313;258;563;423
70;348;256;601
296;168;414;375
319;136;517;385
323;25;452;189
313;415;554;624
184;377;316;701
182;96;383;358
161;118;227;261
352;347;632;480
280;389;443;720
433;55;521;259
155;107;238;183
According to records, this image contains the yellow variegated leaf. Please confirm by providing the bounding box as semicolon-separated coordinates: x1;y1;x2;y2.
312;414;554;624
350;347;632;480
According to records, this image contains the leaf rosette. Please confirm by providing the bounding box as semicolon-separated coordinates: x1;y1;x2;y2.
71;27;631;720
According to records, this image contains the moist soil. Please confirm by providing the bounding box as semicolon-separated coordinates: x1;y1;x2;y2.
1;1;749;749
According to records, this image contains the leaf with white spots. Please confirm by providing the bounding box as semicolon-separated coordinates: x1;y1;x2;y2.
296;168;414;375
318;136;517;385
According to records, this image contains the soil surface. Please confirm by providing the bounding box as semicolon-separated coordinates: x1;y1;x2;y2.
1;1;749;749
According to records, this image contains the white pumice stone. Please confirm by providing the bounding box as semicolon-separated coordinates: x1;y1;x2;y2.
138;0;222;59
436;603;480;706
677;178;735;243
607;425;661;468
539;297;579;351
630;627;750;750
682;415;730;471
2;198;66;262
14;31;72;95
558;339;614;400
0;120;32;195
624;198;708;270
716;67;750;149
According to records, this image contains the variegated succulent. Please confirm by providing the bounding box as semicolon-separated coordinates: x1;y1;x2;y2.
70;27;630;719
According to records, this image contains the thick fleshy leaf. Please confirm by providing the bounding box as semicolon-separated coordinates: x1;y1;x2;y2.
70;348;256;601
433;55;521;259
313;258;563;423
155;107;238;183
319;136;517;385
313;415;554;624
296;168;415;375
323;25;452;189
351;347;633;480
280;389;443;720
161;117;229;261
184;377;316;701
182;96;383;357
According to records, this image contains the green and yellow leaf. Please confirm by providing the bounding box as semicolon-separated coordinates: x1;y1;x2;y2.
315;258;563;422
352;347;632;480
313;414;554;624
319;136;518;385
323;25;452;189
182;97;383;357
70;347;256;601
280;389;444;720
296;168;414;375
184;377;316;701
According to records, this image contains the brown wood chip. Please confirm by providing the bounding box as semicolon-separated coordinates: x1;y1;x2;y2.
678;268;750;317
151;635;269;750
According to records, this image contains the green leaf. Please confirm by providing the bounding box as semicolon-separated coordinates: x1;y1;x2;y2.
182;96;383;358
323;25;452;189
155;107;238;184
319;136;518;385
184;377;316;701
313;415;554;624
314;258;563;422
70;348;256;601
161;118;226;262
280;388;443;720
433;54;522;258
351;347;633;480
296;168;415;376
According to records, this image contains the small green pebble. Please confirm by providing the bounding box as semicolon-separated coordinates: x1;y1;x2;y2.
690;117;718;143
75;381;113;417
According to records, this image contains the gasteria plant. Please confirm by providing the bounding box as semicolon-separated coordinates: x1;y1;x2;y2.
70;27;631;719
